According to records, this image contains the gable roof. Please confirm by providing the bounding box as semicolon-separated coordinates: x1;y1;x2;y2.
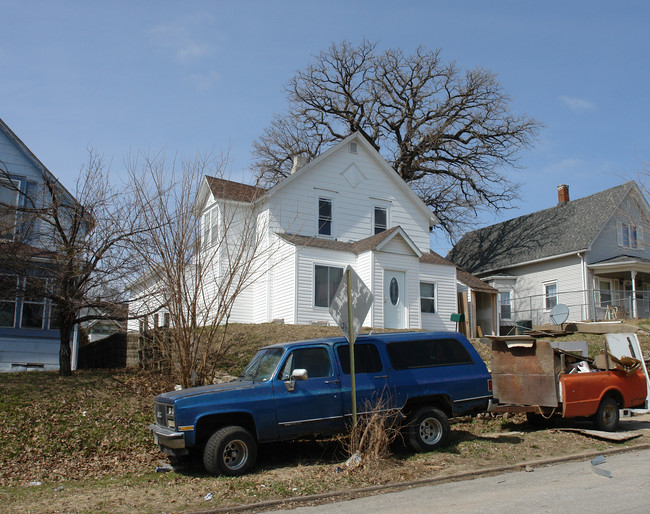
265;132;438;227
0;118;77;205
447;182;642;275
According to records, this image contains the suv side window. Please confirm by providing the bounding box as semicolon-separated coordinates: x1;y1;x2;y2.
336;343;383;374
387;338;474;370
279;347;333;379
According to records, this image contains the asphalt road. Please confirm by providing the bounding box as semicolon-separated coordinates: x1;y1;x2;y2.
271;448;650;514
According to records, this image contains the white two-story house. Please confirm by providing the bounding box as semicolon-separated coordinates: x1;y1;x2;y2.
133;132;482;333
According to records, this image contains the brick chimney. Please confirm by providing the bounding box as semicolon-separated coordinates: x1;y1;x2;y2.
557;184;570;204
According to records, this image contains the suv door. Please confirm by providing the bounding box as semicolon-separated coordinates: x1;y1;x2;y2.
335;342;394;415
274;346;344;438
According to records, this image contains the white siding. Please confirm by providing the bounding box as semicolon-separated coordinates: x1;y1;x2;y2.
356;251;374;326
419;263;457;331
295;247;356;325
266;141;431;253
506;255;585;323
267;239;297;324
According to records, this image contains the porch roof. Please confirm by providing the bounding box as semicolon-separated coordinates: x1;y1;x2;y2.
277;226;422;255
588;255;650;275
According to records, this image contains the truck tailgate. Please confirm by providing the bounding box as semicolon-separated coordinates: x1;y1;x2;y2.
491;339;559;407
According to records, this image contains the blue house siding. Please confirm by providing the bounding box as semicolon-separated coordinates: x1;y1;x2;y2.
0;119;73;372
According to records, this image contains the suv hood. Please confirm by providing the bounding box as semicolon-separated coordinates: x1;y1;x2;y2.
155;379;257;402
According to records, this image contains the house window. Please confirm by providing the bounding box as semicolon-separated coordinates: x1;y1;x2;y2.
314;265;343;307
617;221;642;249
420;282;436;313
202;208;219;247
374;207;387;235
500;291;512;319
544;282;558;310
599;280;612;307
318;198;332;236
0;275;18;327
0;178;20;240
202;210;211;247
20;277;48;329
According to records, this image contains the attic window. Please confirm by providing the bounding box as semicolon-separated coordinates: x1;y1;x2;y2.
349;142;358;154
374;207;387;234
318;198;332;236
617;221;642;249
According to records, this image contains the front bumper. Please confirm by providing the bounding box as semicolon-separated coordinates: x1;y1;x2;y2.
150;424;186;450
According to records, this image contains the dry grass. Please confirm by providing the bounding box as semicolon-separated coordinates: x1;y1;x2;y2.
1;322;649;512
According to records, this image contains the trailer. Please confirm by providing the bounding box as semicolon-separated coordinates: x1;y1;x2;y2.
488;333;649;431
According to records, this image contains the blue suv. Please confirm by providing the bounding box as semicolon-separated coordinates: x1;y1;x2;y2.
151;331;492;475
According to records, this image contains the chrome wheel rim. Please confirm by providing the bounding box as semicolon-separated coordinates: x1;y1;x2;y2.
222;439;248;470
419;417;443;445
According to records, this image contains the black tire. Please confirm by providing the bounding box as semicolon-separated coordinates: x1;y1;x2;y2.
203;426;257;476
405;407;450;452
593;396;620;432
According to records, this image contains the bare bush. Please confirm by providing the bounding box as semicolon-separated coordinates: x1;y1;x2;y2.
128;151;272;387
341;396;402;466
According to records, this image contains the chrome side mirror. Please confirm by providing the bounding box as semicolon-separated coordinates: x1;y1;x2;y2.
285;368;308;392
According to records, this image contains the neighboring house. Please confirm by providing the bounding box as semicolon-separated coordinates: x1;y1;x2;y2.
0;118;79;371
131;132;494;333
448;182;650;330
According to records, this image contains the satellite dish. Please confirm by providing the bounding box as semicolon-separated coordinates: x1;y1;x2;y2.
550;304;569;325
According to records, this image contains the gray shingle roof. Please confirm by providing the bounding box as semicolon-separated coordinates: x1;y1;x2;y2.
277;226;403;254
206;176;266;202
447;182;637;275
278;230;496;293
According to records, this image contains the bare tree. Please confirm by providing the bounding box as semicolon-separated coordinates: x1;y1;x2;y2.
128;151;271;387
0;152;144;375
253;39;541;240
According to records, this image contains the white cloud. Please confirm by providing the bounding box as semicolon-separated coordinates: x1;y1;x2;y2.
560;96;596;111
148;15;217;64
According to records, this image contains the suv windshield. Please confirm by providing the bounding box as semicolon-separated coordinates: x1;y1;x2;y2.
241;348;284;381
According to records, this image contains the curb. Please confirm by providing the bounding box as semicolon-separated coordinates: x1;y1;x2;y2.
197;442;650;513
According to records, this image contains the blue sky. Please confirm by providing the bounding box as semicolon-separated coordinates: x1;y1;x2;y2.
2;1;649;254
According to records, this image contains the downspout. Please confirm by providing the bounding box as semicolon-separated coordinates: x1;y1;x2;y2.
631;270;638;319
293;246;298;324
370;252;375;327
578;252;587;320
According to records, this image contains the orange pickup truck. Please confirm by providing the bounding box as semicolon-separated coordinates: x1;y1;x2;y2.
488;333;649;431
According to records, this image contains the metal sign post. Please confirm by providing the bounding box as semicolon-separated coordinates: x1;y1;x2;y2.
346;269;357;425
329;265;374;427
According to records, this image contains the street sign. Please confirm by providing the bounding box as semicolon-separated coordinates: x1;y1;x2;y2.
329;265;373;426
329;265;374;344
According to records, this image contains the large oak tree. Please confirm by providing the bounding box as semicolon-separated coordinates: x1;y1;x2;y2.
253;40;541;239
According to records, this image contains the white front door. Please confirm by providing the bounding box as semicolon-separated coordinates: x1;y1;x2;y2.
384;271;406;329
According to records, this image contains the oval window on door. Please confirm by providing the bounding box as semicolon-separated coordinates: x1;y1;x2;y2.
389;277;399;305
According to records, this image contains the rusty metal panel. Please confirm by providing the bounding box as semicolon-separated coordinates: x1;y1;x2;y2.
490;339;559;407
